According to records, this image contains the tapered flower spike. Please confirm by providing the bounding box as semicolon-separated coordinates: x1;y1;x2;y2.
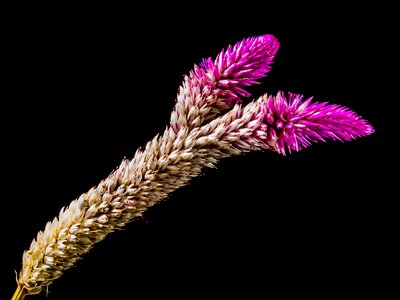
259;92;374;155
171;34;279;130
200;34;280;101
13;34;373;299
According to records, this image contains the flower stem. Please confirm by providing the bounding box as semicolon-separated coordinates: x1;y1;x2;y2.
11;284;26;300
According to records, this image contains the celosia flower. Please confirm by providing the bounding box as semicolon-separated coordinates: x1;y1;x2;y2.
171;34;279;130
260;92;374;155
12;34;373;300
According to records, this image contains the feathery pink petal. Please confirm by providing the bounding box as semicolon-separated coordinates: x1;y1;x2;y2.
256;92;374;155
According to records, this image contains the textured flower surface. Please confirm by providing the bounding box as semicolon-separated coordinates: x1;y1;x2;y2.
171;34;279;131
260;92;374;155
12;34;373;299
200;34;280;102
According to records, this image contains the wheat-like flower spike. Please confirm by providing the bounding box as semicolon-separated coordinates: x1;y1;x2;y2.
261;92;375;155
13;35;373;299
171;34;279;131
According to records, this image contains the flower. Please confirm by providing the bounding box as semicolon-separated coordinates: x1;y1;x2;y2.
258;92;374;155
12;34;373;299
171;34;279;131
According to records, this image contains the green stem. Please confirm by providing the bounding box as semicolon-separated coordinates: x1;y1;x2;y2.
11;284;26;300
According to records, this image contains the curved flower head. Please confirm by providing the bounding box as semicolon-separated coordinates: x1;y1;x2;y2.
259;92;374;155
200;34;280;103
13;33;374;299
171;35;280;131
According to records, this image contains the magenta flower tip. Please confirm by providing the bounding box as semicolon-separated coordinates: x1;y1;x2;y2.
200;34;280;103
261;92;374;155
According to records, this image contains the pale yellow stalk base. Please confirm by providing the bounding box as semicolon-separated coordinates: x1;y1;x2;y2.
11;284;27;300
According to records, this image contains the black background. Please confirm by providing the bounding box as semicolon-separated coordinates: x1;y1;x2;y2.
1;3;392;299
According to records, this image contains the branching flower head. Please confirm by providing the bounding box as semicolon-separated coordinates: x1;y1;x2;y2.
12;34;373;299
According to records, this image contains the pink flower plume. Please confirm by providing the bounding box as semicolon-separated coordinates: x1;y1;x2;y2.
199;34;280;103
172;34;280;130
258;92;374;155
